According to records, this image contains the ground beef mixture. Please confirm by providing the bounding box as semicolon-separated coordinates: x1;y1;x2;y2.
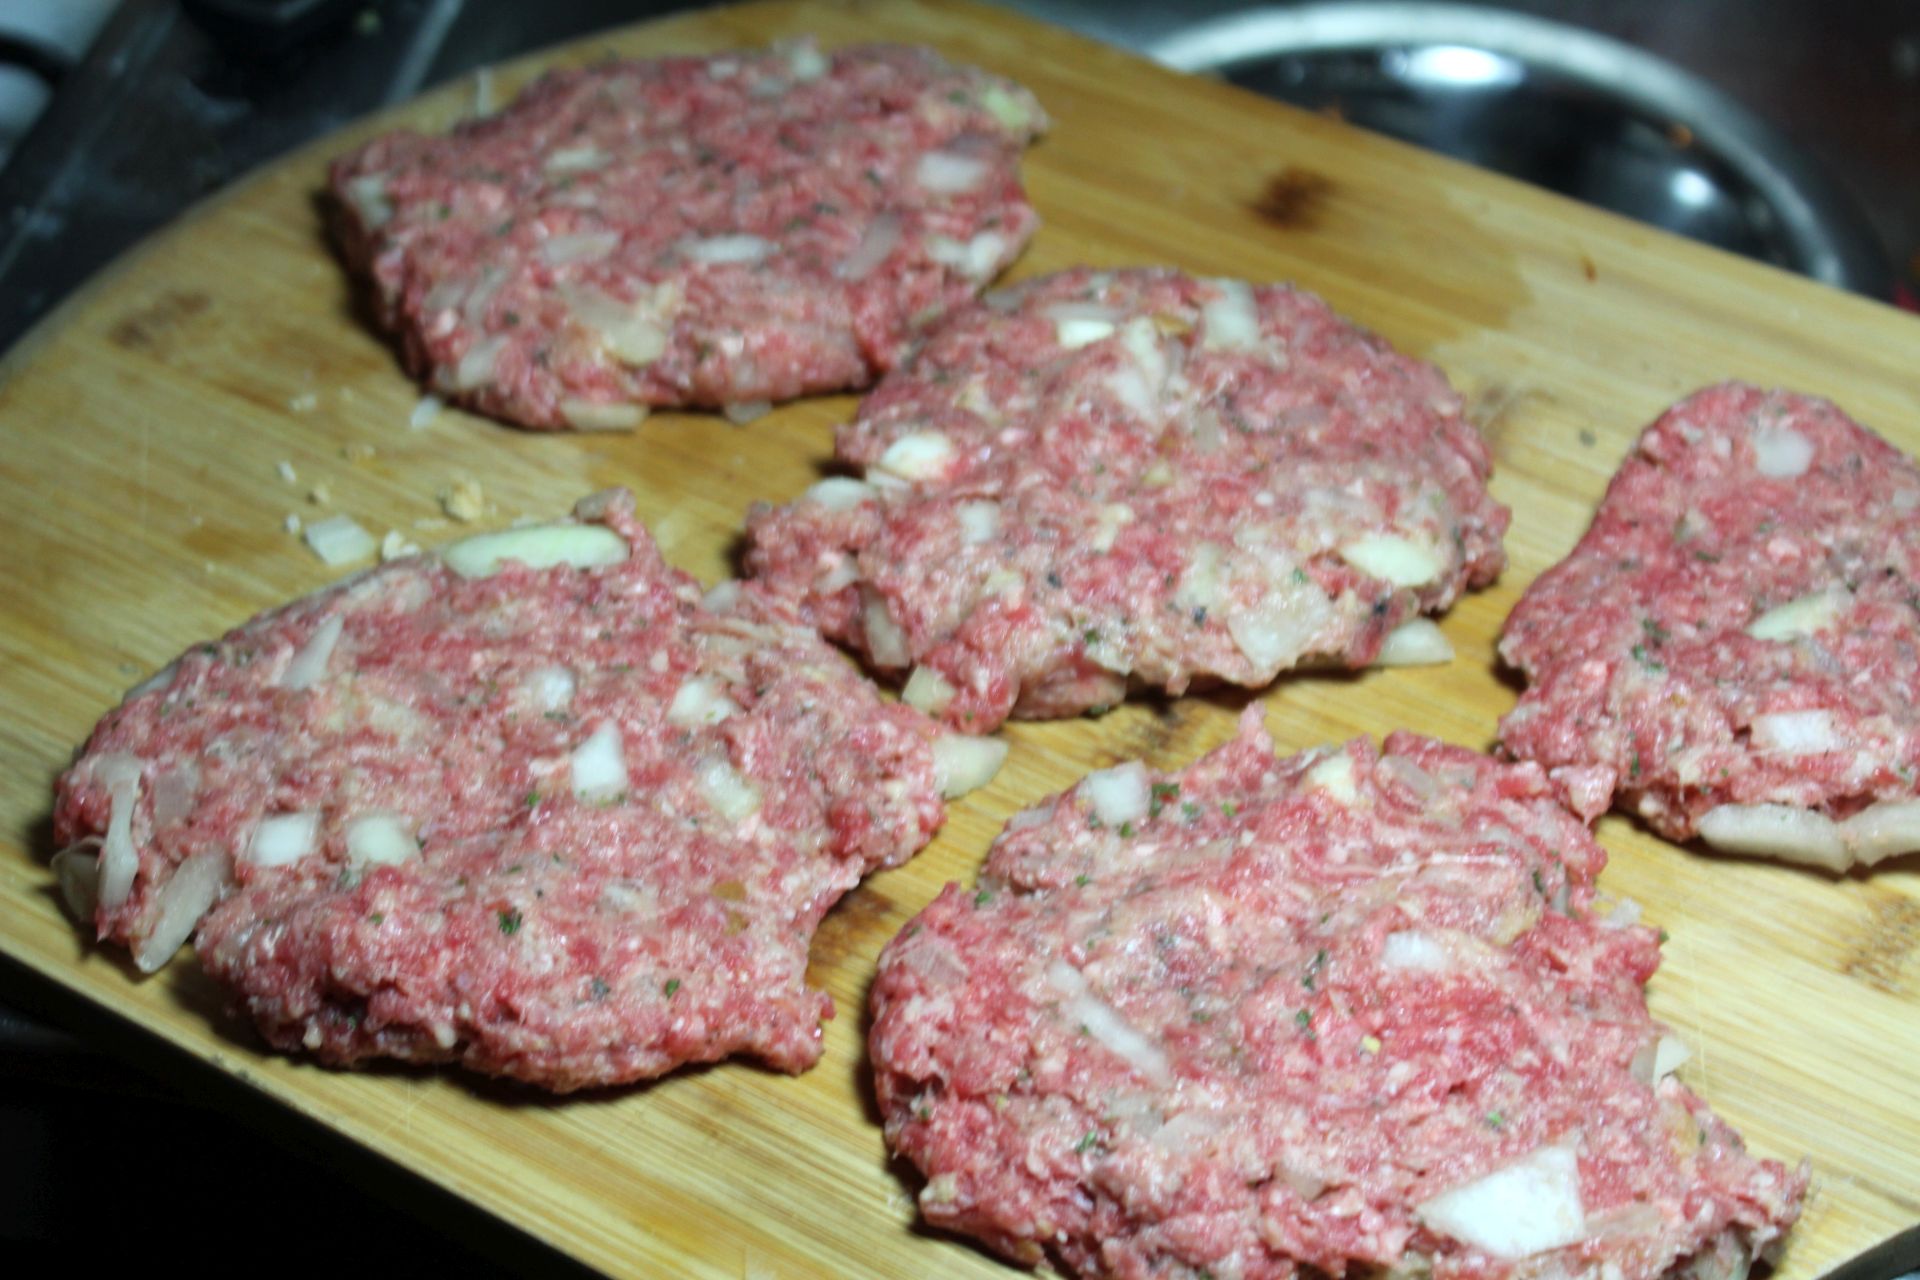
52;490;966;1090
871;708;1804;1280
330;40;1046;429
746;267;1509;732
1500;383;1920;870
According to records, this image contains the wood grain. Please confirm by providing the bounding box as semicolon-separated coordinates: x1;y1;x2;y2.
2;1;1917;1276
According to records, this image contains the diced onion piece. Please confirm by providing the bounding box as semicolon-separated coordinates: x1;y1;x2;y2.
1746;590;1843;641
862;590;911;668
1631;1032;1693;1085
1083;761;1150;827
442;523;629;578
804;477;877;511
559;399;648;431
915;149;989;194
346;813;417;867
668;676;740;727
982;84;1036;131
903;666;957;716
927;230;1008;280
560;284;675;366
409;395;444;430
956;500;1001;545
304;515;377;566
703;580;743;613
571;724;629;800
248;812;320;868
133;851;228;973
1417;1144;1587;1259
94;754;143;911
723;400;772;425
52;846;100;923
545;145;608;173
526;665;576;713
1750;709;1839;754
1044;302;1123;349
785;40;829;81
1306;752;1358;803
150;763;201;829
1604;897;1643;929
1200;279;1261;351
1339;534;1444;588
1089;503;1134;553
1375;618;1454;667
1752;423;1814;477
836;213;903;280
685;234;773;264
454;334;509;390
699;758;763;822
344;174;392;227
126;661;179;702
1047;960;1171;1085
1840;800;1920;864
932;733;1007;797
1381;930;1449;972
1697;804;1845;870
1056;316;1115;348
282;615;344;691
875;431;956;482
539;230;620;266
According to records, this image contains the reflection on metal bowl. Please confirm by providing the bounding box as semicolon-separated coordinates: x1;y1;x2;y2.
1153;3;1891;295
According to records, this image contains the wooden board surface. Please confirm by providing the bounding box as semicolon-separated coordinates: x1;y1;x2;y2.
2;1;1918;1275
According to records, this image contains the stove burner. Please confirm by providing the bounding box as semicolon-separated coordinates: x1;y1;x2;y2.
1153;2;1891;296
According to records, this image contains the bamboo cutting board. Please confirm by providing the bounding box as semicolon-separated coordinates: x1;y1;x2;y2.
1;1;1917;1275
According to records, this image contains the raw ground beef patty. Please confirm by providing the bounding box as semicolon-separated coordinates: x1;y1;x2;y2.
330;40;1046;429
745;268;1510;733
870;708;1804;1280
50;489;1000;1090
1500;383;1920;870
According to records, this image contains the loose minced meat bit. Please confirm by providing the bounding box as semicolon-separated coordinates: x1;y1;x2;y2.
746;267;1509;732
871;708;1804;1280
51;489;1000;1091
1500;383;1920;870
330;40;1046;429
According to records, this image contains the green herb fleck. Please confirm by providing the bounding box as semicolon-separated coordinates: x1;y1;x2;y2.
1074;1131;1099;1154
663;978;681;998
1221;801;1238;818
1075;874;1091;887
497;909;522;935
1486;1110;1505;1129
1629;749;1642;780
589;976;611;1000
1181;801;1202;822
1083;628;1101;645
1303;948;1328;991
1118;821;1135;838
1294;1008;1316;1040
524;789;541;808
974;888;994;907
1149;782;1180;817
1532;868;1547;895
1630;643;1665;672
367;912;384;925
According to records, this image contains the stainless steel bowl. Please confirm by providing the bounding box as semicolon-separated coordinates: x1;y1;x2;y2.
1153;3;1892;295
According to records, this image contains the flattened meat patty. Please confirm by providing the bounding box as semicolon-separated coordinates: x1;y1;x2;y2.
330;40;1046;429
871;709;1804;1280
51;490;1000;1090
1500;383;1920;870
746;267;1509;732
